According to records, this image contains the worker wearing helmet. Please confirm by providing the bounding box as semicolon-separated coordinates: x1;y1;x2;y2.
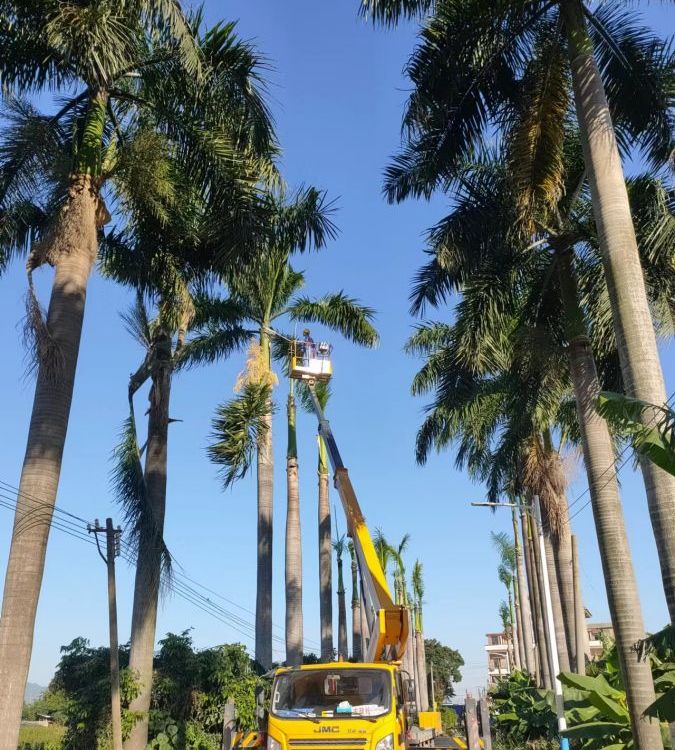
302;328;315;365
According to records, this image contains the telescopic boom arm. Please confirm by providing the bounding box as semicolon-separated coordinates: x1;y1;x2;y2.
307;385;409;662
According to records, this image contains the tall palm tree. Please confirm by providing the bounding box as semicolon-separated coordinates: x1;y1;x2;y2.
187;196;378;668
491;533;521;672
348;541;362;660
316;383;334;660
297;380;335;660
406;153;673;746
390;534;416;688
411;560;429;711
0;9;275;741
101;166;251;748
511;505;536;677
285;378;303;666
363;0;675;631
334;534;348;661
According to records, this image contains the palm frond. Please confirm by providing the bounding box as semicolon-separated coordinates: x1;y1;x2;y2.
586;4;674;166
288;293;379;346
111;414;172;583
121;291;153;349
507;20;569;228
411;559;424;603
208;383;272;488
360;0;436;25
491;530;516;571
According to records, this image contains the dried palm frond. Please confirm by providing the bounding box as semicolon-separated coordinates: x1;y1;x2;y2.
522;435;567;538
234;339;277;391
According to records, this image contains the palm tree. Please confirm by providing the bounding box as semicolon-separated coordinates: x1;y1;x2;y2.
0;9;275;741
334;534;348;661
187;194;378;668
296;379;335;660
406;153;673;746
411;560;429;711
511;505;537;677
316;383;334;660
348;541;362;660
373;528;394;577
390;534;416;688
101;166;252;748
491;533;521;672
498;602;514;673
363;0;675;632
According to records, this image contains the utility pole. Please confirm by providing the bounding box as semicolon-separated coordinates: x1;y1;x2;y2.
464;694;480;750
478;691;493;750
89;518;123;750
429;662;436;710
532;498;569;750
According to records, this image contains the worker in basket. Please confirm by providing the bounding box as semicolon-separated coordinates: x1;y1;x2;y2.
302;328;315;365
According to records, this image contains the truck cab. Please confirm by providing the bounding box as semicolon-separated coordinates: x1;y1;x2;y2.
267;663;408;750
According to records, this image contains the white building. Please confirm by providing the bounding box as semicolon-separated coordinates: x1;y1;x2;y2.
485;622;614;685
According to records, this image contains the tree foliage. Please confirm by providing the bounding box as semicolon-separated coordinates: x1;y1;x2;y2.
424;638;463;701
43;633;263;750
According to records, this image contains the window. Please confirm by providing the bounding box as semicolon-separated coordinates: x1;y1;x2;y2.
271;669;392;719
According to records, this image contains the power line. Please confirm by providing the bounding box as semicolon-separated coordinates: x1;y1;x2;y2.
566;389;675;517
0;480;317;654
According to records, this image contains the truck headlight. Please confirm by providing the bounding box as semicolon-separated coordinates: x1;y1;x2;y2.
267;736;282;750
375;734;393;750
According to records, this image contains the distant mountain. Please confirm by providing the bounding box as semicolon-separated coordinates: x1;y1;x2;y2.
24;682;46;704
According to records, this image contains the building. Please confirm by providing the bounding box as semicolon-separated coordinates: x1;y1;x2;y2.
485;622;614;685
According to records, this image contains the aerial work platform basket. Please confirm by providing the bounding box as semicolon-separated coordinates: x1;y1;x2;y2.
289;337;333;383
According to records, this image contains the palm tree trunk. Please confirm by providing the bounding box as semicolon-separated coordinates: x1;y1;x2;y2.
285;390;303;666
318;438;333;661
562;0;675;625
513;507;536;676
543;529;571;674
126;332;173;750
256;331;274;671
337;558;348;660
514;578;526;671
360;584;370;658
0;172;104;749
557;246;663;750
507;589;521;671
350;550;362;660
531;510;556;682
538;497;571;674
524;510;552;689
552;499;577;670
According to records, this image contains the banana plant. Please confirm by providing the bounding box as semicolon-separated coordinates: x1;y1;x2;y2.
597;392;675;477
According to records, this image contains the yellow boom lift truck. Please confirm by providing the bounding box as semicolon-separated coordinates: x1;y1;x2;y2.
250;338;444;750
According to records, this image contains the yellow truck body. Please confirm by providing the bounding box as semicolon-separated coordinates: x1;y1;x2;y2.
266;663;412;750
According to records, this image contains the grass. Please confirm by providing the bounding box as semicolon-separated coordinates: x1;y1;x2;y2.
18;723;65;750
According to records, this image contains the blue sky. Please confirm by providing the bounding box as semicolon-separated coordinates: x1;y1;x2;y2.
0;1;672;697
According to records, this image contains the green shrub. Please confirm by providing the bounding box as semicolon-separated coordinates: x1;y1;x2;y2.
18;723;65;750
440;707;457;733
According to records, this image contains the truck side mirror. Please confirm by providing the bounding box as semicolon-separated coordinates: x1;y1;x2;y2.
406;679;416;703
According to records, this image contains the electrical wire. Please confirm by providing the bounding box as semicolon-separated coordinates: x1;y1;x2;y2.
0;479;315;655
565;389;675;518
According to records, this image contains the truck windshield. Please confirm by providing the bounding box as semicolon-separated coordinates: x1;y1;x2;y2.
271;669;391;719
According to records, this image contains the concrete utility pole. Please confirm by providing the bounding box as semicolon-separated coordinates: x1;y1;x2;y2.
222;698;236;750
89;518;123;750
464;695;481;750
478;692;493;750
532;498;569;750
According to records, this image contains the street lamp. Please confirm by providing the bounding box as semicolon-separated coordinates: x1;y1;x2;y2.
472;496;569;750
